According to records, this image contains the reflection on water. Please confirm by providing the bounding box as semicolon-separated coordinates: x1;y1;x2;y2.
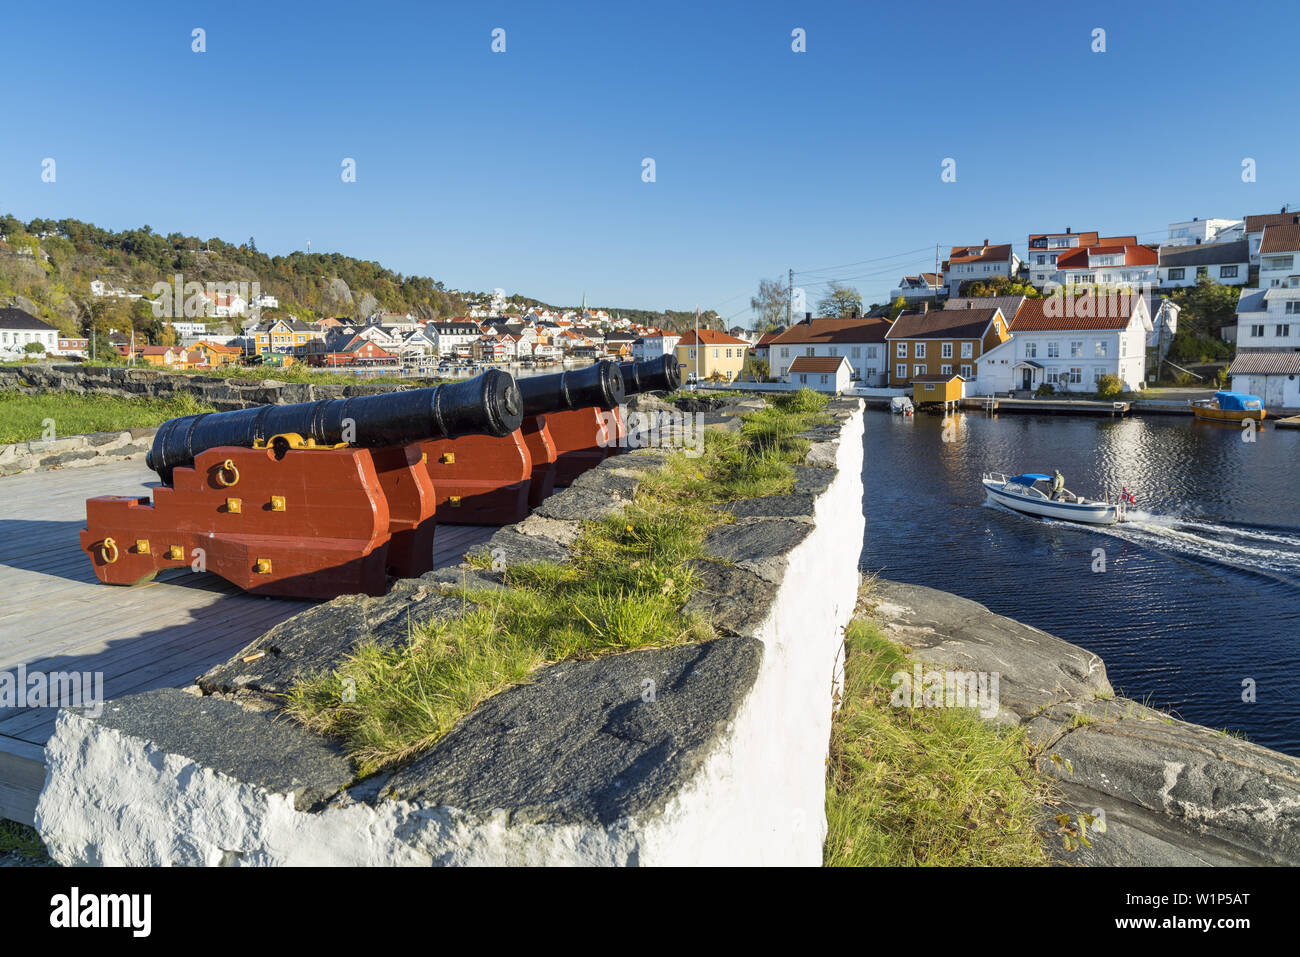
861;409;1300;755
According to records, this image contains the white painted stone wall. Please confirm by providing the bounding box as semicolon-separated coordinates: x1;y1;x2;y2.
37;404;866;866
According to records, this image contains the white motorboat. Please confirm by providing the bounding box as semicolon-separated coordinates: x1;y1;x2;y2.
981;472;1128;525
890;396;914;415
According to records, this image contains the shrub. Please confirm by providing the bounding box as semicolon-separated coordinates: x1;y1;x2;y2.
1095;373;1122;398
1035;383;1055;397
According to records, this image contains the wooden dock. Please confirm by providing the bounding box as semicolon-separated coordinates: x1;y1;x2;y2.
0;458;495;825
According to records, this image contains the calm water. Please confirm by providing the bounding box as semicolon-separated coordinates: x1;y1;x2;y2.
860;408;1300;755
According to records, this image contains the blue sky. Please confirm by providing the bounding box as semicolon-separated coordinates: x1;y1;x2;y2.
4;0;1297;324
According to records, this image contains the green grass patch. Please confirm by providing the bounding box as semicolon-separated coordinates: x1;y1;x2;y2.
0;390;215;444
824;614;1050;866
286;389;832;774
0;819;48;861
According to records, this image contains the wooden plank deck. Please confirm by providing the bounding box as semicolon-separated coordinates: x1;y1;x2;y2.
0;458;496;824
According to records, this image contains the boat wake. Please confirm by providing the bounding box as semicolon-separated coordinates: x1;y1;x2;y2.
983;500;1300;585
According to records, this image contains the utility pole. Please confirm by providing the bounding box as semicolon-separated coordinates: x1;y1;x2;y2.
787;268;793;328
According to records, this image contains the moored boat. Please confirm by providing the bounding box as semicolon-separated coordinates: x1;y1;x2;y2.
1191;391;1266;422
981;472;1128;525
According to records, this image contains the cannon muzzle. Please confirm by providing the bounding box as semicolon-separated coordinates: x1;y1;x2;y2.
146;369;522;485
516;359;624;418
619;355;681;395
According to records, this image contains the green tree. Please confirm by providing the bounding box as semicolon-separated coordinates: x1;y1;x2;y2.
23;341;45;354
888;295;907;320
816;282;864;318
750;277;789;332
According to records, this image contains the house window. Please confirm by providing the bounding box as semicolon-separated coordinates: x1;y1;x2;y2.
961;342;973;358
851;346;860;358
1277;325;1291;337
915;343;927;359
1069;367;1083;384
1168;268;1186;280
780;347;789;357
828;346;838;356
896;364;906;380
1221;265;1238;278
1025;342;1037;358
896;342;907;358
1196;266;1209;279
820;374;829;385
1287;302;1299;314
1093;367;1106;383
806;347;816;356
941;342;953;358
941;364;952;375
1095;341;1107;357
960;364;972;378
688;348;697;358
713;349;719;358
1047;342;1060;358
914;364;925;377
1046;369;1059;384
1070;341;1083;358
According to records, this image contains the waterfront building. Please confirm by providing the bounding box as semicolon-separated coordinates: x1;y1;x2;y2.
1233;287;1300;353
675;328;749;383
784;355;852;393
1226;352;1300;409
768;315;891;386
885;305;1009;388
974;294;1150;394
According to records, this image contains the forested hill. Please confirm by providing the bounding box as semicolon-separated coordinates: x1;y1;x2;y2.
0;213;720;339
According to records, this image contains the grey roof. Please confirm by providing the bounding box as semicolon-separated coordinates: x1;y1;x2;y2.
1158;239;1249;267
0;308;56;331
1228;352;1300;375
943;295;1026;321
1236;288;1269;315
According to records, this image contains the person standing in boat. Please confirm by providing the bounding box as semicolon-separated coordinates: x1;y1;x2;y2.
1052;469;1065;501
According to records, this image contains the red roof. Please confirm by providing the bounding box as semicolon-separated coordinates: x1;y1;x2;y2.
1056;244;1157;269
1259;224;1300;254
948;243;1014;264
677;328;749;347
1245;211;1300;233
788;356;849;374
1008;295;1142;331
770;316;891;346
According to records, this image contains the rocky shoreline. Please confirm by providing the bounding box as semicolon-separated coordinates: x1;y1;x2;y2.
867;580;1300;866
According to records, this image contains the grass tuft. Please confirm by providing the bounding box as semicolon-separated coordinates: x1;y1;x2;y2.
287;389;833;774
824;614;1050;867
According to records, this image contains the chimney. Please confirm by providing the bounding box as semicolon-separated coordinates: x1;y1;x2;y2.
805;311;812;322
1066;226;1071;234
1193;216;1199;221
983;238;989;247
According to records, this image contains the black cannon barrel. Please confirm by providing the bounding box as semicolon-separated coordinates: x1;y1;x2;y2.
619;355;681;395
517;359;625;418
146;369;523;484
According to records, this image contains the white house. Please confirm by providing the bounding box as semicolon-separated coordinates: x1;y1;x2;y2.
1227;352;1300;409
785;355;852;393
250;293;279;311
1244;209;1300;264
1056;243;1158;290
944;242;1021;296
767;315;892;387
633;331;681;362
1157;239;1249;288
974;294;1150;394
1144;294;1180;357
1233;287;1300;353
1166;218;1243;247
0;308;60;356
1025;231;1141;289
1258;224;1300;289
890;273;945;303
426;321;484;357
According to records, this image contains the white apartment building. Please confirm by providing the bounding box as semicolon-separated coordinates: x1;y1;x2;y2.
1233;287;1300;353
633;331;681;361
1056;243;1158;289
1165;218;1243;246
1244;210;1300;264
